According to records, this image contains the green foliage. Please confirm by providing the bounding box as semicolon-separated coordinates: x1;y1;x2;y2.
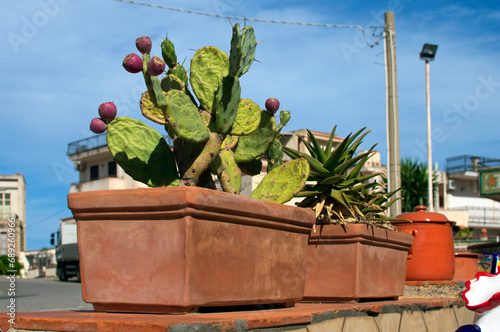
96;24;306;204
0;256;23;276
284;126;402;229
455;227;473;238
400;157;439;213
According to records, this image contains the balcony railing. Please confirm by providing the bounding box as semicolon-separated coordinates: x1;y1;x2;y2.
67;134;107;156
451;206;500;226
446;155;500;174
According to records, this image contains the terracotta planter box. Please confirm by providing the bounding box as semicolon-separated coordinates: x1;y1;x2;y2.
453;253;480;282
303;224;413;302
67;186;315;314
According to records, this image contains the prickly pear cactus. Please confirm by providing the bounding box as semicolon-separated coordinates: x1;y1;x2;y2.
106;117;180;187
90;26;308;205
234;111;276;163
190;46;229;113
267;110;291;172
251;158;310;204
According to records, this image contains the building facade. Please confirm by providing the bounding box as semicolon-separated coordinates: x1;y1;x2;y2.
443;155;500;237
0;174;26;254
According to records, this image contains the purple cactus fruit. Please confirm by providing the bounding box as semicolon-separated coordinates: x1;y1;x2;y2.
136;36;152;54
265;98;280;115
122;53;143;73
147;56;166;76
98;102;117;123
90;117;107;134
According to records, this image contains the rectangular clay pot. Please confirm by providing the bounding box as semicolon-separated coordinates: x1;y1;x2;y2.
303;224;413;302
67;186;315;314
453;253;480;282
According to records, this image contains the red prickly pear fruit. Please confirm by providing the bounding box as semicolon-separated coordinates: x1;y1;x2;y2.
136;36;152;54
265;98;280;115
122;53;143;73
147;56;166;76
98;102;117;122
90;117;107;134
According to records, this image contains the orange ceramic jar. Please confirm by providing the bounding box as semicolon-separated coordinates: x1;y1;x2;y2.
395;205;455;281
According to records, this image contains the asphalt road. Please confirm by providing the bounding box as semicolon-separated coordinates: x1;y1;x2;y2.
0;276;93;312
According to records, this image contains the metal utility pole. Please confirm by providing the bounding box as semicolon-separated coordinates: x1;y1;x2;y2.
425;60;433;212
420;43;438;211
384;11;401;216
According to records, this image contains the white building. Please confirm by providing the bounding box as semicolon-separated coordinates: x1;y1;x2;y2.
67;134;147;192
0;174;26;253
443;155;500;237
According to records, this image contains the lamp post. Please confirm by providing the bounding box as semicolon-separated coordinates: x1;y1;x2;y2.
420;43;438;211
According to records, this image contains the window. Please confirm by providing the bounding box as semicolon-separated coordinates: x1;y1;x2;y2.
108;161;117;177
0;193;11;217
0;232;6;255
90;165;99;180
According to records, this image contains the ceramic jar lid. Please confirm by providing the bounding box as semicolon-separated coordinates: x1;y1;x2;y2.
395;205;452;224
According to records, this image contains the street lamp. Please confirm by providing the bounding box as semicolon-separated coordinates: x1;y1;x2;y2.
420;43;438;211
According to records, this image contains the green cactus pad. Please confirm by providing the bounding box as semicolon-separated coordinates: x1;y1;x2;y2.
214;75;241;134
164;89;210;143
238;158;263;176
106;117;180;187
238;25;257;77
167;64;188;86
218;149;242;194
221;135;238;149
278;110;291;132
161;37;177;68
161;74;185;93
231;98;261;136
228;23;257;78
250;158;310;204
190;46;229;114
228;24;242;78
266;137;284;173
234;111;276;163
140;91;166;125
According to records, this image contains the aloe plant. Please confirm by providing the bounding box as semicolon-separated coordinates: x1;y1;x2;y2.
284;126;402;230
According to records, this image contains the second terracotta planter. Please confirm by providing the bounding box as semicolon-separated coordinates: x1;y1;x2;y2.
68;186;316;314
303;224;413;302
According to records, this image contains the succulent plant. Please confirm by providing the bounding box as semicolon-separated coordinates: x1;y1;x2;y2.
89;24;309;204
284;126;402;230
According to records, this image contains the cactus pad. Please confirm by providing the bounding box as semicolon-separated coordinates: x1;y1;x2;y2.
161;37;177;68
250;158;309;204
219;135;237;150
238;158;263;176
164;89;210;143
167;64;188;86
190;46;229;113
106;117;180;187
214;75;241;134
161;74;186;93
228;24;257;78
231;98;261;136
218;149;242;195
140;91;166;125
234;111;276;162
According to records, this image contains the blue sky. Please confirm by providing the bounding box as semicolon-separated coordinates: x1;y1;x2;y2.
1;0;500;250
